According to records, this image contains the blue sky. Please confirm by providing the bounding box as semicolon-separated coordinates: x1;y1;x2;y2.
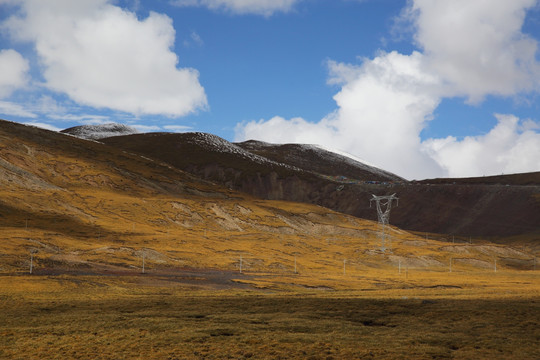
0;0;539;179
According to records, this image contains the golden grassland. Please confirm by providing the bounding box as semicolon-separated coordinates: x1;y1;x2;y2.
2;190;539;360
1;270;539;360
2;184;539;359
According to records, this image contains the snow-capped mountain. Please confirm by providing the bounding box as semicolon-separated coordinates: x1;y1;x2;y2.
61;123;139;140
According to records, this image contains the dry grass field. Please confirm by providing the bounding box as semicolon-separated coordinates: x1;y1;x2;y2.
1;271;539;359
2;195;538;359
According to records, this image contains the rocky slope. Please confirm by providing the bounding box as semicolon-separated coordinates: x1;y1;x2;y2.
102;132;404;201
102;131;540;240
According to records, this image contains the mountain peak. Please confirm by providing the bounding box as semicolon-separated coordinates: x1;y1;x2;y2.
61;123;139;140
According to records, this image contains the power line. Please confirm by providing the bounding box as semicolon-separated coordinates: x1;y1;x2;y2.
370;193;399;253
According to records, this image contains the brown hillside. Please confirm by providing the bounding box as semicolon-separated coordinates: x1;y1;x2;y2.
1;118;536;281
102;132;540;240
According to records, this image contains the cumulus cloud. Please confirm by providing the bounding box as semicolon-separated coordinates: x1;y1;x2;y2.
409;0;540;103
235;0;540;179
2;0;207;117
238;51;444;179
0;49;29;97
423;114;540;177
170;0;300;16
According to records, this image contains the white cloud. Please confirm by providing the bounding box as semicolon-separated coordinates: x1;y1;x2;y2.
3;0;207;117
190;31;204;46
423;114;540;177
170;0;300;16
23;121;62;132
184;31;204;48
0;100;36;118
236;116;334;144
34;95;67;116
0;49;29;97
408;0;540;103
0;48;36;119
235;0;540;179
48;113;112;125
132;124;162;132
237;51;444;179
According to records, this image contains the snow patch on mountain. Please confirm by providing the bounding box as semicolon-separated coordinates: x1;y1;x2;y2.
307;144;404;181
187;133;303;171
61;123;139;140
236;139;404;181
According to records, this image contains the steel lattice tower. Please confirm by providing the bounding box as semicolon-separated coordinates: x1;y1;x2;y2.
370;193;399;252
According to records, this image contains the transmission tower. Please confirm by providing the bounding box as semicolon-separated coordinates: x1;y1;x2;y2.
370;193;399;252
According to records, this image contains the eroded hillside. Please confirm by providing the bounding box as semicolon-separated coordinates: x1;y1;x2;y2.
0;120;537;291
101;131;540;240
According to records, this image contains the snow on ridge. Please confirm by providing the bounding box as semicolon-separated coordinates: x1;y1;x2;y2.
186;132;303;171
236;139;275;148
234;138;402;180
61;123;139;140
307;144;375;167
301;144;403;180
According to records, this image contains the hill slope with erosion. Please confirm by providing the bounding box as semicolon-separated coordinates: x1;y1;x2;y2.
102;132;540;241
102;132;395;202
1;119;537;288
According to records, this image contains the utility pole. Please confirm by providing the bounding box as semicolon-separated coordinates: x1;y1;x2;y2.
294;256;297;274
370;194;399;253
141;251;146;274
343;259;346;275
29;249;37;274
